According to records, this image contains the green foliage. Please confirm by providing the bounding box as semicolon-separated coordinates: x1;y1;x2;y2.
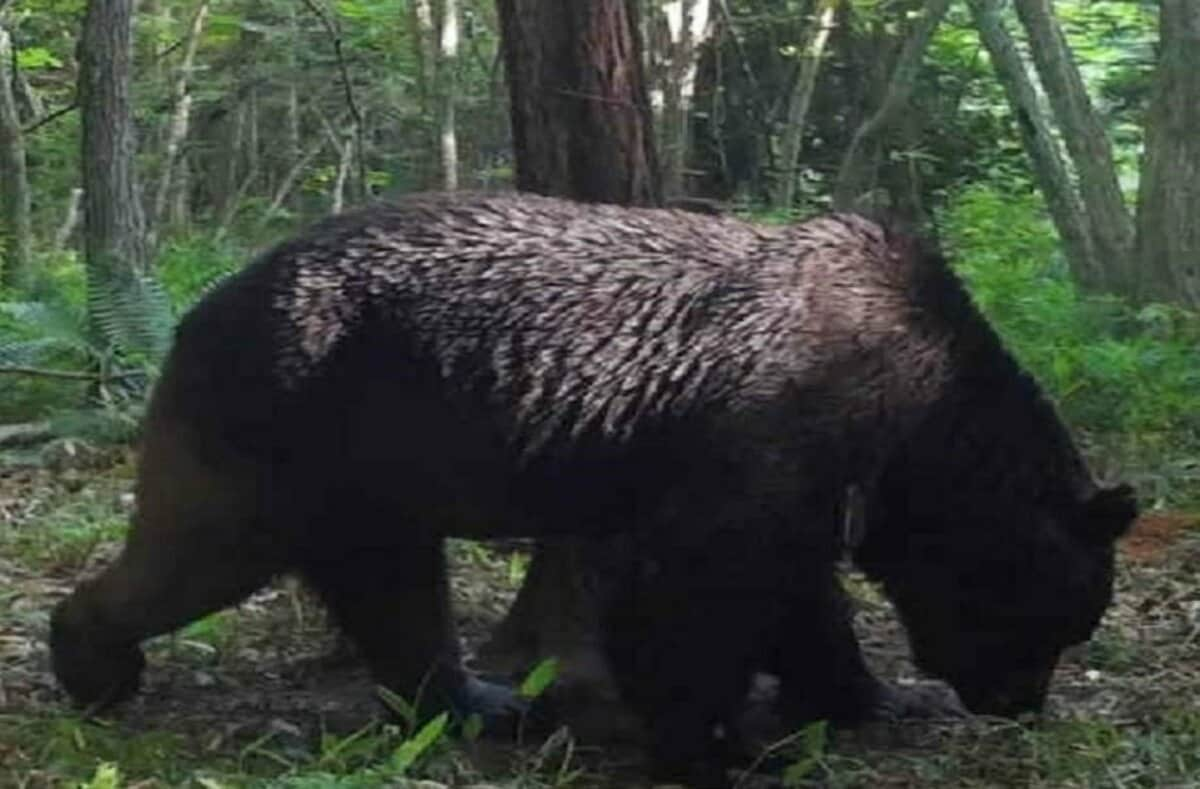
5;717;207;786
0;265;177;440
16;45;63;70
942;184;1200;502
156;235;244;309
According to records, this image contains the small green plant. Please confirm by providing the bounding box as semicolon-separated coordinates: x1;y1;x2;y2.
738;720;830;788
78;762;121;789
390;712;450;775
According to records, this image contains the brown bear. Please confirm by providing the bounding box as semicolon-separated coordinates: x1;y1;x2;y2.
51;193;1136;787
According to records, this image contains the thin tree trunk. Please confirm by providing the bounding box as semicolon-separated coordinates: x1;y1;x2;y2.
79;0;146;289
1011;0;1134;292
774;0;838;210
150;0;209;248
832;0;951;210
169;160;191;232
331;129;354;214
968;0;1099;287
497;0;661;204
409;0;437;187
54;188;83;251
245;86;260;197
658;0;711;198
439;0;460;190
215;167;257;238
260;134;330;225
286;4;302;169
301;0;367;200
1134;0;1200;307
0;22;32;289
217;103;245;227
14;68;44;123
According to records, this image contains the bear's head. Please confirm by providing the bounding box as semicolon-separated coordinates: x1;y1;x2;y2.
856;480;1137;717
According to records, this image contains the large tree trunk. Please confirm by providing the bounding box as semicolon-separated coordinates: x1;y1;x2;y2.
832;0;951;211
1011;0;1134;293
1134;0;1200;307
0;22;33;289
79;0;146;290
496;0;661;204
774;0;838;211
968;0;1099;287
487;0;660;741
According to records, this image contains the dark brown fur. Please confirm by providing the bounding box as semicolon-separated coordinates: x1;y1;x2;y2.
51;193;1135;787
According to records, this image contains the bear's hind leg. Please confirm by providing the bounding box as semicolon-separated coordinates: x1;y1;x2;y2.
300;539;524;726
603;540;771;788
51;427;281;710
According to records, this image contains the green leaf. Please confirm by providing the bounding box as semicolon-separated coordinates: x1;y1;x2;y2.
461;712;484;742
376;686;418;729
79;763;120;789
518;657;560;700
390;711;448;774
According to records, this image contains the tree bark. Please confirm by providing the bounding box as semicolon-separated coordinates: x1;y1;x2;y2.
774;0;838;211
832;0;951;211
488;0;659;741
439;0;460;190
54;188;83;251
1134;0;1200;307
1012;0;1134;292
0;22;32;289
150;0;209;248
496;0;661;204
14;68;44;123
409;0;438;188
286;3;302;171
656;0;711;198
79;0;146;289
968;0;1099;287
331;128;354;215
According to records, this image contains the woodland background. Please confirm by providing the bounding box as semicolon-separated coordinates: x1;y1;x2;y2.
0;1;1199;787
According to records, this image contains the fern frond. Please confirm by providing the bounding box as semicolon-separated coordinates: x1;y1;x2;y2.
0;300;95;356
87;273;176;365
0;337;73;367
47;404;144;444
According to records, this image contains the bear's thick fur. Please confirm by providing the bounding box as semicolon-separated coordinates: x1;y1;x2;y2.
51;193;1136;786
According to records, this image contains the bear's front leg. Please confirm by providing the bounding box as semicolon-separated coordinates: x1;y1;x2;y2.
772;570;965;726
300;538;526;727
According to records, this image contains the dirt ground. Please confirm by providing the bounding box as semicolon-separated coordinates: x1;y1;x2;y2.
2;459;1199;788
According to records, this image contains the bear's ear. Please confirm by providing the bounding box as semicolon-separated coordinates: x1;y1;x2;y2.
1074;483;1138;543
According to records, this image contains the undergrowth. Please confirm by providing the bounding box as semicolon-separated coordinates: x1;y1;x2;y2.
941;185;1200;507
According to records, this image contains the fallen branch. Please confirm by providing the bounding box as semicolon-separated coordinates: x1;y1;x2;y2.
0;420;52;447
0;366;141;381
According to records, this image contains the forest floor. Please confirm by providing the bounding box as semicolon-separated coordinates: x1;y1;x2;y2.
2;451;1200;788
